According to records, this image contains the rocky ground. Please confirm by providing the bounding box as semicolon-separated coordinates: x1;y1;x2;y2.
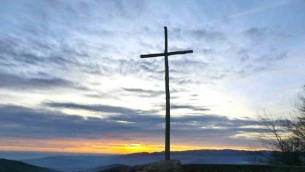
128;160;183;172
100;160;183;172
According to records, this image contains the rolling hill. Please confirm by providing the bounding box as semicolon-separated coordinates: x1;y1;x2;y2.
0;158;57;172
23;149;269;171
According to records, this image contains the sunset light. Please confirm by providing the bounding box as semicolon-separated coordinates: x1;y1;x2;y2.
1;1;305;171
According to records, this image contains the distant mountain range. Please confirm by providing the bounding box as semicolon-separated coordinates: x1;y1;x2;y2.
19;149;269;172
0;158;57;172
2;156;304;172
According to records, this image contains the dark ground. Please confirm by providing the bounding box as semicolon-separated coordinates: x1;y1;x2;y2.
0;158;57;172
2;157;305;172
99;164;305;172
182;164;305;172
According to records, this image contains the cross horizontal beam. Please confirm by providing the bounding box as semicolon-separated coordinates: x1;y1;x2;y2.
140;50;193;58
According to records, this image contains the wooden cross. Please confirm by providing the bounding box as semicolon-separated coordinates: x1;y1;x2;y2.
140;26;193;160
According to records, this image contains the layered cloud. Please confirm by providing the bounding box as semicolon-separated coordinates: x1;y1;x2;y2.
0;0;305;152
0;104;265;145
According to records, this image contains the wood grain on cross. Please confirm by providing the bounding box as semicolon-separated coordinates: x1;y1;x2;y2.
140;26;193;160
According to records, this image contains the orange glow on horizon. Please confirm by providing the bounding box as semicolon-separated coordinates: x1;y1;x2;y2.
0;138;266;154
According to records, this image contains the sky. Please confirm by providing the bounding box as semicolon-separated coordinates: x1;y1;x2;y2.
0;0;305;154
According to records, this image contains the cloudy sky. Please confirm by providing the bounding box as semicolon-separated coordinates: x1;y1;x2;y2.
0;0;305;154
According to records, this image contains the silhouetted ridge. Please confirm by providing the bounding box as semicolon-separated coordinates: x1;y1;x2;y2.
0;158;56;172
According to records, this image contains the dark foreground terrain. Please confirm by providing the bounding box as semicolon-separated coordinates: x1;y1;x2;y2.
2;158;305;172
94;160;305;172
97;164;305;172
0;158;57;172
183;164;305;172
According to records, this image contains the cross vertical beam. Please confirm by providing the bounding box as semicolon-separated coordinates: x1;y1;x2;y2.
140;26;193;161
164;27;170;161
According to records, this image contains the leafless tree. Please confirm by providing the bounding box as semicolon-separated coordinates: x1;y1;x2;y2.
258;86;305;166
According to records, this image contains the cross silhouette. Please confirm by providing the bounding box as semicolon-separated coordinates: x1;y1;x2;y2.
140;26;193;160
